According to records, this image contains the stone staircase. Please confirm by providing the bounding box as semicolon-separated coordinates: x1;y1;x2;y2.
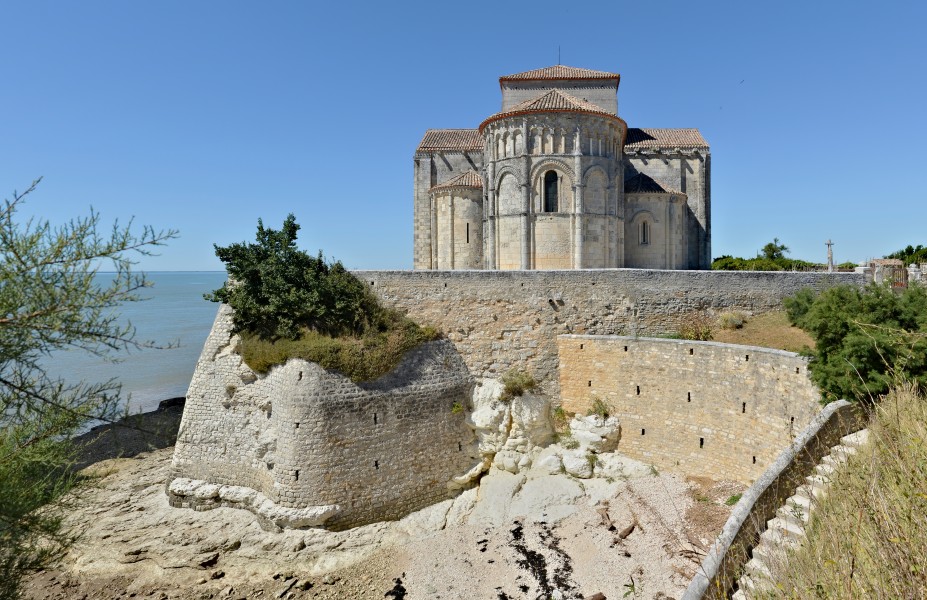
731;429;870;599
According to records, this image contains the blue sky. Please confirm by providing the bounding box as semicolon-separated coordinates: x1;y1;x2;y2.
1;1;924;271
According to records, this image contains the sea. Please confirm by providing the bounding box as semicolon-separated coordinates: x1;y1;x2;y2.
43;272;227;415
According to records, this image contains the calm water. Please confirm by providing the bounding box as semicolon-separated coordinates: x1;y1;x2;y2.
43;272;227;414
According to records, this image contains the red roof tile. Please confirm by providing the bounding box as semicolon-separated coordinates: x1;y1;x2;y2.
500;65;620;83
625;128;708;149
479;89;624;132
430;170;483;192
416;129;483;153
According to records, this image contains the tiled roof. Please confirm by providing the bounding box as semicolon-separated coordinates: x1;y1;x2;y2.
500;65;620;83
624;173;683;195
416;129;483;153
430;170;483;192
625;128;708;149
479;89;623;131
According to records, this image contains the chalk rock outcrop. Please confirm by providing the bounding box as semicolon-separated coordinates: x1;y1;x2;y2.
168;305;476;530
569;414;621;453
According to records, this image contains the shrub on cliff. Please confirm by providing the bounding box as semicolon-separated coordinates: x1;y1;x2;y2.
784;283;927;403
206;215;439;381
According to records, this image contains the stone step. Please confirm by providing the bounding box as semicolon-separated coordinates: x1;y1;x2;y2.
831;445;857;461
745;556;773;582
820;453;847;470
786;492;813;513
732;589;748;600
795;482;827;503
841;429;870;448
806;472;831;488
766;516;805;542
815;461;837;478
777;502;810;528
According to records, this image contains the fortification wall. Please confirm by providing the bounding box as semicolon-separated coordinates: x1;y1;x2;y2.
356;269;864;396
168;306;477;530
557;335;821;484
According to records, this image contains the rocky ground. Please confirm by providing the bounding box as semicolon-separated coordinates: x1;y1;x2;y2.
23;436;741;600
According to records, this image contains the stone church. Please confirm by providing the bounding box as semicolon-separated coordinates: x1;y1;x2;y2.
413;65;711;270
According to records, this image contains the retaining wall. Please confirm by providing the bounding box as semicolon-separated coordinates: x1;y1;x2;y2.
558;335;822;484
168;306;477;530
681;400;864;599
356;269;863;396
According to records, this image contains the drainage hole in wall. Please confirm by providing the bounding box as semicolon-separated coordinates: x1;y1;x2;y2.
443;282;447;288
579;343;584;350
742;402;746;414
745;354;750;362
699;437;704;449
374;460;379;470
298;371;302;381
458;442;462;451
294;422;300;429
687;392;691;402
795;367;800;374
689;348;694;355
267;463;274;470
636;385;640;395
370;281;375;286
623;346;628;352
790;416;795;427
641;428;645;436
294;470;299;481
752;456;757;464
588;380;592;387
373;412;378;425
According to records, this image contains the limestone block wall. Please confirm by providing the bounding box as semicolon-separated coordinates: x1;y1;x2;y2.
558;335;822;484
354;269;865;397
168;306;476;529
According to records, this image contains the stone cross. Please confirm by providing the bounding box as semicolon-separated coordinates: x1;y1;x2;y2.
826;239;834;273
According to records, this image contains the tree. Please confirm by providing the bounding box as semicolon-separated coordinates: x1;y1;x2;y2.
0;179;176;599
784;283;927;403
760;238;789;261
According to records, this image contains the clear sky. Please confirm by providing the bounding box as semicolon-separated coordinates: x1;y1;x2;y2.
2;1;924;271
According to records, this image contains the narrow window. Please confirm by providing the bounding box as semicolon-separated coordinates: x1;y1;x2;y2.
640;221;650;245
687;392;691;402
641;428;646;436
699;437;704;449
790;416;795;427
373;412;377;425
623;346;628;352
294;422;300;429
745;354;750;362
742;402;747;413
636;385;641;395
689;348;694;355
374;460;379;470
752;456;757;464
294;470;300;481
579;343;584;349
466;222;470;244
795;367;800;374
588;380;592;387
544;171;559;212
458;442;462;451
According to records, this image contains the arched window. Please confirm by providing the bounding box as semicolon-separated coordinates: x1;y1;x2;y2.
543;171;559;213
640;221;650;245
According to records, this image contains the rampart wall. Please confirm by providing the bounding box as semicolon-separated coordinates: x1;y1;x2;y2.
558;335;821;484
356;269;864;396
168;307;476;530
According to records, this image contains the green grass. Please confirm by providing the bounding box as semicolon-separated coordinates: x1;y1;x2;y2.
499;369;537;403
711;310;815;353
239;315;440;382
762;385;927;598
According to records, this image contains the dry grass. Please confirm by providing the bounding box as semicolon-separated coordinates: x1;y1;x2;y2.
762;385;927;598
239;321;441;382
711;310;814;353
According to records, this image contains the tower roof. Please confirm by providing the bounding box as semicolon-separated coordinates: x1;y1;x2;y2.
416;129;483;153
479;89;625;132
430;170;483;192
499;65;620;85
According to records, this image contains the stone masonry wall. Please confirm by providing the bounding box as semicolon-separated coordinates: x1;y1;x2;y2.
168;306;477;530
558;335;822;484
355;269;865;398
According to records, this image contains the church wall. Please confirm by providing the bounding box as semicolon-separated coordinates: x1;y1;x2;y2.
497;216;521;270
354;269;865;397
533;214;572;269
625;194;681;269
625;152;709;269
582;215;610;266
435;195;453;269
453;192;483;269
501;82;618;114
414;151;484;269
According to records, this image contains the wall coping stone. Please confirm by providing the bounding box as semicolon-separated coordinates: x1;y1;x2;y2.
559;334;807;360
681;399;865;600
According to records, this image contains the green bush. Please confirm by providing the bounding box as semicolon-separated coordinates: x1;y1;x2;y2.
587;397;612;419
784;283;927;403
499;369;537;403
207;215;440;381
717;311;747;330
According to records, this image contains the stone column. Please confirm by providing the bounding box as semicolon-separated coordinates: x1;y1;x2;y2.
485;163;496;270
520;172;531;270
573;137;584;269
